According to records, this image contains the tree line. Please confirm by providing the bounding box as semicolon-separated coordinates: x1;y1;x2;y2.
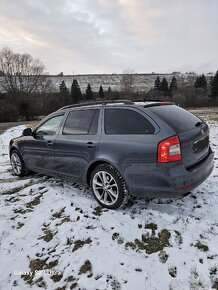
59;80;113;103
0;46;218;122
153;73;218;98
154;76;178;95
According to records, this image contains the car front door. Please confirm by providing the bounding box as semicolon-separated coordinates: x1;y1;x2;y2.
54;108;101;181
22;114;64;175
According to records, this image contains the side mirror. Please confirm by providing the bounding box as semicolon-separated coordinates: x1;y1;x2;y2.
23;128;33;136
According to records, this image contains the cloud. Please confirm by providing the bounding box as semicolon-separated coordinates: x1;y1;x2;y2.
118;0;162;42
0;0;217;74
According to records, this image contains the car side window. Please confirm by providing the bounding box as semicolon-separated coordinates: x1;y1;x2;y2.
63;109;99;135
35;115;63;136
105;109;155;134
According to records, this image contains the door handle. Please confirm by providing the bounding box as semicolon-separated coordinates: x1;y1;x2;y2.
46;141;53;147
86;142;96;148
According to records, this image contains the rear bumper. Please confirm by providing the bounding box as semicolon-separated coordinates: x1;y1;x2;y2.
129;148;214;198
168;148;214;196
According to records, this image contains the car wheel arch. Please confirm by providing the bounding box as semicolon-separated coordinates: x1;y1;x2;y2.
10;146;20;156
86;159;123;186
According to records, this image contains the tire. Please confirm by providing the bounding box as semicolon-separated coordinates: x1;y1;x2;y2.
10;149;29;177
90;163;129;209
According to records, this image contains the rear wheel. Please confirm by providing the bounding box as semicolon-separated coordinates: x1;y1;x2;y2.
10;150;28;177
90;164;129;209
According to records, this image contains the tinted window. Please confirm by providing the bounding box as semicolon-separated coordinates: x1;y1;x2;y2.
35;115;63;136
105;109;155;134
148;105;202;133
63;109;99;135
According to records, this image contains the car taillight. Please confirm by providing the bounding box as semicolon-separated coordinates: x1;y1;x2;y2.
158;135;182;163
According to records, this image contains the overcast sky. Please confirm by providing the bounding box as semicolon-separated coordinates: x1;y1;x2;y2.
0;0;217;74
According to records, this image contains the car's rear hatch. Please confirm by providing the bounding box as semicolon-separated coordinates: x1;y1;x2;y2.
147;105;210;168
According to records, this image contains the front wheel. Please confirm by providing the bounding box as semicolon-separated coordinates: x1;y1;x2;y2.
10;150;28;177
90;164;129;209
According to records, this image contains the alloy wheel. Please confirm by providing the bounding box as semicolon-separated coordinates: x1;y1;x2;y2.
92;170;119;206
11;152;22;175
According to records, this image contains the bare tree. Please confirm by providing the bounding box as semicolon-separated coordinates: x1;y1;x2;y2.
120;68;135;94
0;47;51;120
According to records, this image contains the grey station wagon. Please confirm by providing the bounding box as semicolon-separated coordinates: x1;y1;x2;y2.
9;100;214;209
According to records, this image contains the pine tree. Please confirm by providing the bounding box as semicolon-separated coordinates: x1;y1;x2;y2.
161;77;169;92
85;83;93;100
99;85;104;99
59;80;69;98
154;76;161;90
195;74;207;89
195;76;200;88
170;76;178;91
71;79;82;103
211;70;218;98
201;74;207;89
107;86;112;99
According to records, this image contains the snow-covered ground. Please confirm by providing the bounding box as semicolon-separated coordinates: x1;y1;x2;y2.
0;119;217;290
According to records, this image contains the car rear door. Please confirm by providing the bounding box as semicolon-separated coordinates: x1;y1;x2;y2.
54;108;101;180
99;107;161;192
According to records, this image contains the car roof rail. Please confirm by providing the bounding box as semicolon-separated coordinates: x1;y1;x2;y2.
57;99;134;111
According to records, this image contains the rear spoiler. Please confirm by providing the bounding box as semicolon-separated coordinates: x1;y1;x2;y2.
143;101;174;108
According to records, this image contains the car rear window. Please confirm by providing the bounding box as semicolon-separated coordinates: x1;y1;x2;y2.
147;105;202;133
105;108;155;134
